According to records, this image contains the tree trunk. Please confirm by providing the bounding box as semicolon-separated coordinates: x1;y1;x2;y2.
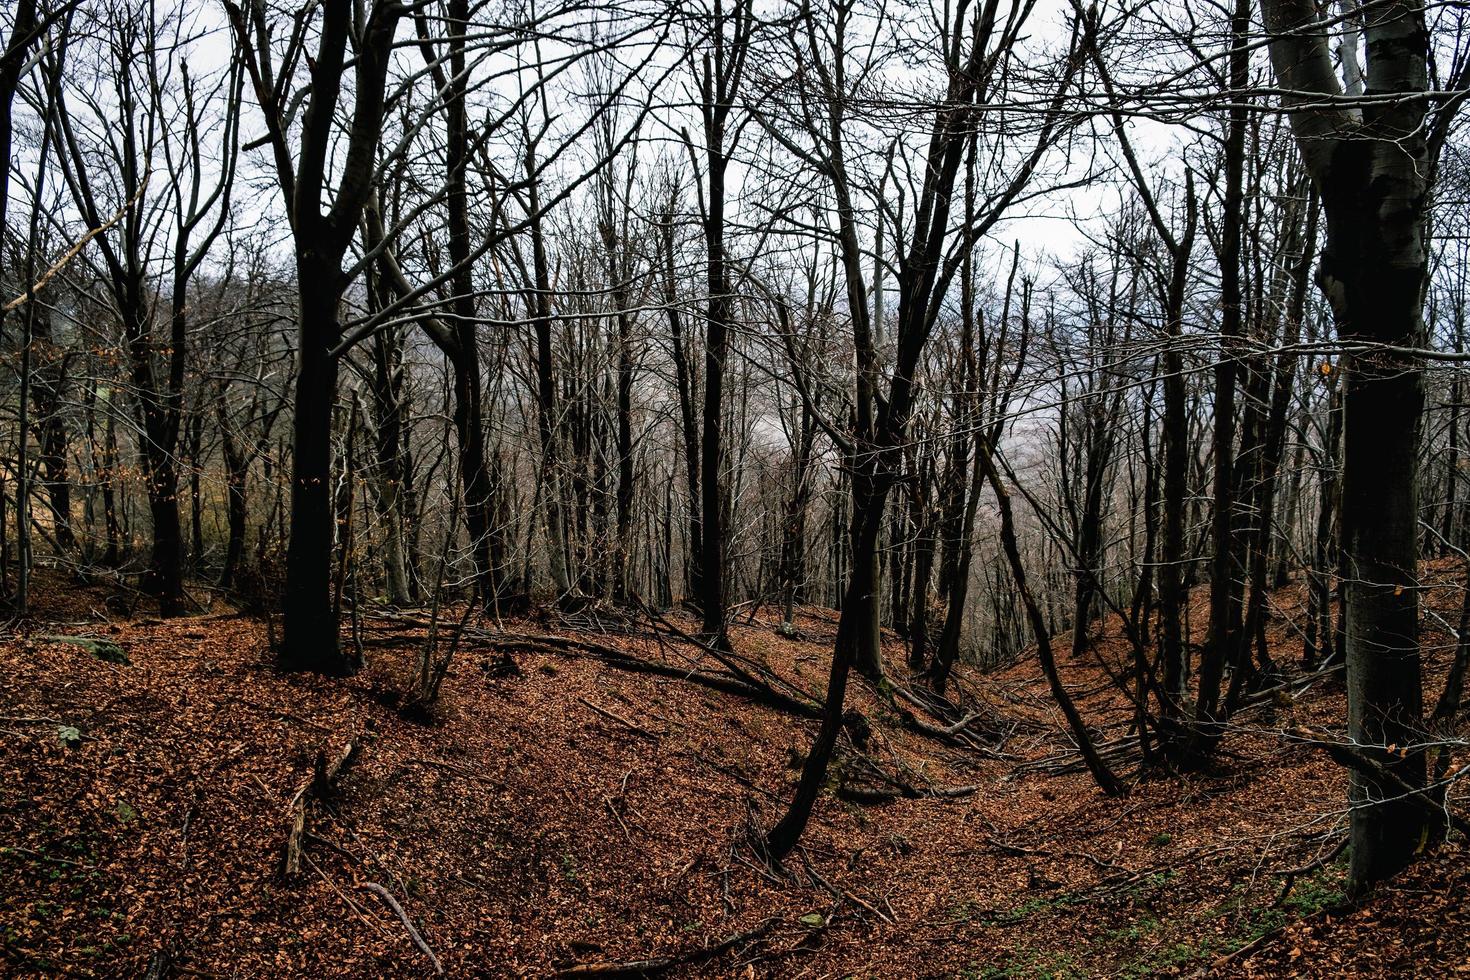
188;409;205;566
369;326;411;605
907;510;938;669
1199;0;1250;727
699;147;730;648
1262;0;1432;893
218;424;247;590
1158;257;1192;724
281;274;346;672
765;466;888;861
450;350;508;609
981;444;1123;796
928;440;985;693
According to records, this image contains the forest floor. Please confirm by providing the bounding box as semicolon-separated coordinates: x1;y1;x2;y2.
2;566;1469;978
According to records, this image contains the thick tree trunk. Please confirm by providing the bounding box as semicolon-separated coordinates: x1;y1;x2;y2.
132;371;185;615
1263;0;1432;893
142;465;184;616
281;275;346;672
1336;238;1428;891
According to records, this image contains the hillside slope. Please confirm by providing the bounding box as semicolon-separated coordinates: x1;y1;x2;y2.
2;568;1467;977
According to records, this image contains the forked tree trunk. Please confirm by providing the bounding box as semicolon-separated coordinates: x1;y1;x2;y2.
238;0;404;672
1263;0;1432;893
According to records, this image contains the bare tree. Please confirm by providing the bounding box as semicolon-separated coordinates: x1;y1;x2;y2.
228;0;406;668
1260;0;1458;893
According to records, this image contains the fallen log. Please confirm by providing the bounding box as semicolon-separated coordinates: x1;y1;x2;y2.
364;611;825;719
635;602;822;709
487;636;822;719
837;780;982;804
555;918;776;977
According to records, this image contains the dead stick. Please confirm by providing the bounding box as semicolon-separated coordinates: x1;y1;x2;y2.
283;737;359;876
358;881;444;975
578;696;658;740
5;174;149;312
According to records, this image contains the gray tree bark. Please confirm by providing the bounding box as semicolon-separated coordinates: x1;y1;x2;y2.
1261;0;1434;893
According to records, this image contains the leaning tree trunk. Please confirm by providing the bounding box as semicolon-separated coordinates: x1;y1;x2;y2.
764;463;888;861
980;444;1123;796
